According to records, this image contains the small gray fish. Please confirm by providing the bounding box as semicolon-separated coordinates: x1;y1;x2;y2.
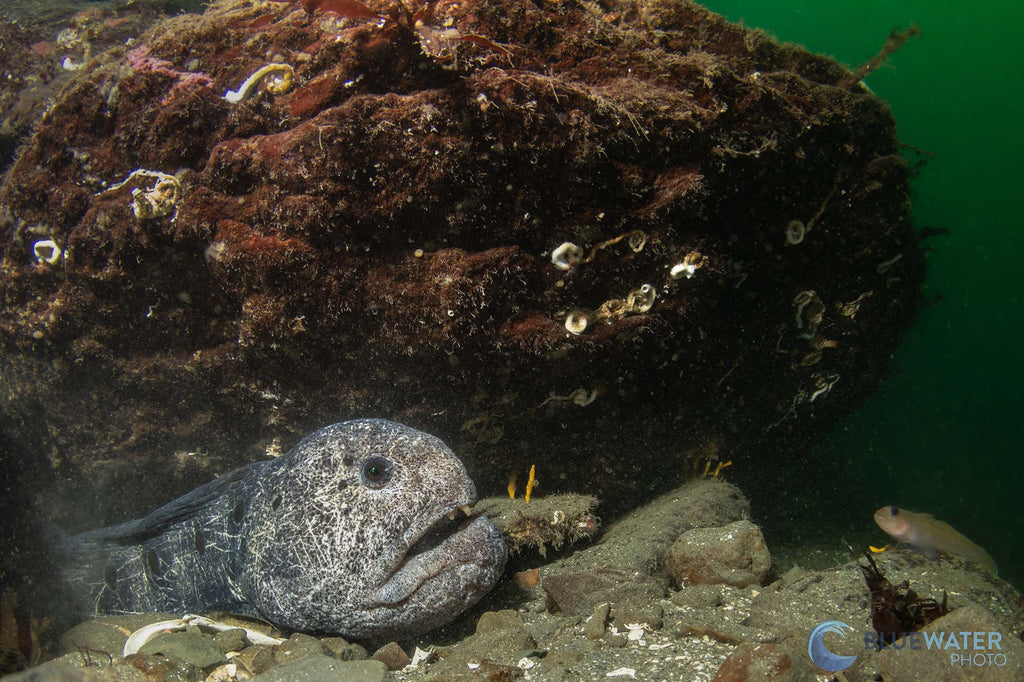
58;419;507;640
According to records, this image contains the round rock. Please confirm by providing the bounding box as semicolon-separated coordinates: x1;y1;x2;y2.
665;519;772;588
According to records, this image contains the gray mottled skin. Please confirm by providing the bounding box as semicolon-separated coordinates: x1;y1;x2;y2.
57;419;508;640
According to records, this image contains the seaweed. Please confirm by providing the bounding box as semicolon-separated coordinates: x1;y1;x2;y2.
850;545;949;648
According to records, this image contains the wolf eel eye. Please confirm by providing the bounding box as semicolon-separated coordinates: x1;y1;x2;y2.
890;505;899;515
361;456;394;489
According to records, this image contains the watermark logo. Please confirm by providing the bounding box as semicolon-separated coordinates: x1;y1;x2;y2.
808;621;858;672
863;630;1007;667
809;621;1008;670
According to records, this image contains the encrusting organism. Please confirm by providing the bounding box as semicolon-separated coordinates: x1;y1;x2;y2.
32;239;63;265
223;63;294;103
626;284;656;313
876;253;903;275
481;489;599;556
582;229;647;263
785;220;806;245
98;169;181;220
808;373;839;402
670;251;706;280
564;309;588;335
551;242;583;270
536;387;600;410
594;283;656;323
289;0;512;67
563;283;657;334
792;290;825;338
125;45;214;105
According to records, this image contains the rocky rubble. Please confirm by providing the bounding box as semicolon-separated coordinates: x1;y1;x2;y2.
11;479;1021;681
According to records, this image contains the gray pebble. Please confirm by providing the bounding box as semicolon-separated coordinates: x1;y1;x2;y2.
254;655;388;682
321;637;368;661
611;602;664;630
370;641;409;671
138;630;226;669
273;633;332;665
212;628;248;654
604;633;627;648
233;646;276;676
583;603;608;640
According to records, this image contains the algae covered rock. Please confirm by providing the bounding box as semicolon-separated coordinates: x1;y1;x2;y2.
0;0;923;534
665;519;772;588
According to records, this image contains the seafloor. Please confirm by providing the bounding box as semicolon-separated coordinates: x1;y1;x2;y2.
7;480;1024;681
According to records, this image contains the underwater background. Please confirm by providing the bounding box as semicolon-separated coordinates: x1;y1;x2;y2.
0;0;1016;600
0;1;1019;676
702;0;1024;589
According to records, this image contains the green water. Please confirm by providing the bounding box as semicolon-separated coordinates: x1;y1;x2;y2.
702;1;1024;587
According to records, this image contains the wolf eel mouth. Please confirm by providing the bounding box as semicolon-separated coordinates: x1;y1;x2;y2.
373;504;496;605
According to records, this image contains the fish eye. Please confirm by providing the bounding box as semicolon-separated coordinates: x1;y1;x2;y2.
890;505;899;516
361;456;394;489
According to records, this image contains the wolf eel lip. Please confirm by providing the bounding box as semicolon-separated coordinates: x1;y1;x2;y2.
373;505;493;605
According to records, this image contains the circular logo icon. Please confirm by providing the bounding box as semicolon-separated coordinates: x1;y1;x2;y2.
808;620;858;672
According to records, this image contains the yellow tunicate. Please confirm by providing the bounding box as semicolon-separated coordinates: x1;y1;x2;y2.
525;464;536;503
507;473;517;500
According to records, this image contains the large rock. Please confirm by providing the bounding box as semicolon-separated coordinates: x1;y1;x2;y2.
0;0;172;173
0;0;923;544
542;478;749;614
665;519;771;588
745;549;1024;680
876;604;1024;682
712;640;816;682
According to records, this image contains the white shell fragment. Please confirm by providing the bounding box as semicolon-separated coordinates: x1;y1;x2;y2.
625;622;648;641
32;239;63;265
123;614;284;657
670;251;706;279
785;219;806;245
565;309;588;335
409;647;434;667
670;262;696;279
551;241;583;270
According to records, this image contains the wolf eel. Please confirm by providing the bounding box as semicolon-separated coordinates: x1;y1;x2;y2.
57;419;508;640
